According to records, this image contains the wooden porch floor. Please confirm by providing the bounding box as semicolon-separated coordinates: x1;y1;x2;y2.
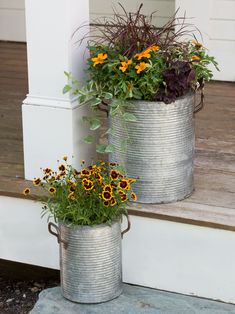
0;41;235;231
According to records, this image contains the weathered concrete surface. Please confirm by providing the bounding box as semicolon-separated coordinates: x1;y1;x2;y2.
30;284;235;314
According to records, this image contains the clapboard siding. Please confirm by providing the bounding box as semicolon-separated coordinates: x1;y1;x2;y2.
0;8;26;42
209;0;235;81
211;0;235;21
210;20;235;41
90;0;174;17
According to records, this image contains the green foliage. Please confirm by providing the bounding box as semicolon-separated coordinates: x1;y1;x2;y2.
25;158;137;226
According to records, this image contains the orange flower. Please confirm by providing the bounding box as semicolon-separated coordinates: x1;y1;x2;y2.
150;45;160;51
135;62;147;74
91;53;108;67
192;40;203;48
135;50;151;60
191;55;201;61
119;60;132;72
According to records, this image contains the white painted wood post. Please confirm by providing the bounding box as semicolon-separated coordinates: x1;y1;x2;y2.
22;0;96;180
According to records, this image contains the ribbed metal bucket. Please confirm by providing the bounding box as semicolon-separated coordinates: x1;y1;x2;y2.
48;220;124;304
109;93;195;203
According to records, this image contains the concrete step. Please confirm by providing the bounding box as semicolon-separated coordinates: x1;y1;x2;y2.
30;284;235;314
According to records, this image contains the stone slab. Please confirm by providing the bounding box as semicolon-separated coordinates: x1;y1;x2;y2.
30;284;235;314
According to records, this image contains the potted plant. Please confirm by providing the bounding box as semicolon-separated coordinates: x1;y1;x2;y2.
64;5;218;203
23;157;137;303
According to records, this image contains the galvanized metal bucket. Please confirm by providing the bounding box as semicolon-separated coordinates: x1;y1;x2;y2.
109;93;195;203
48;215;130;304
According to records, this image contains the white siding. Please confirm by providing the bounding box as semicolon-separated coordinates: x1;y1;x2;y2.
0;0;26;41
89;0;175;27
0;0;175;42
209;0;235;81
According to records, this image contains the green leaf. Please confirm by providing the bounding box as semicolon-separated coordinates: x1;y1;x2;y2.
79;95;86;103
90;98;101;107
90;118;101;131
105;144;115;153
123;112;137;122
116;164;126;173
63;85;72;94
83;135;95;144
105;128;114;135
64;71;71;78
103;92;113;100
96;144;107;153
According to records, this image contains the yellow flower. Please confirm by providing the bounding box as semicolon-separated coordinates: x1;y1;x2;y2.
102;190;113;201
80;169;91;177
91;53;108;67
131;192;137;201
110;197;117;207
63;156;68;161
23;188;30;195
119;60;132;72
43;168;52;174
135;62;147;74
128;178;137;184
110;170;119;181
68;192;75;200
118;179;130;190
104;184;112;192
191;55;201;61
82;178;94;191
48;187;56;194
150;45;160;51
33;178;41;186
103;200;109;207
192;40;203;48
118;190;127;202
58;164;66;172
134;49;151;60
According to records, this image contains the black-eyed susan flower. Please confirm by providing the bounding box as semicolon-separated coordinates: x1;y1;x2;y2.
109;162;117;167
80;169;91;177
59;171;66;177
110;197;117;206
104;184;112;192
110;169;119;180
103;200;109;207
83;179;94;191
135;62;147;74
91;53;108;67
33;178;41;186
43;168;52;174
58;164;66;172
128;178;137;184
191;55;201;61
95;172;103;183
48;187;56;194
102;190;112;201
118;190;127;202
23;188;30;195
69;185;76;193
118;179;130;190
131;192;137;201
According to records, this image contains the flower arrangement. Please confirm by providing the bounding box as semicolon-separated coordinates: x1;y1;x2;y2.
23;157;137;226
63;5;218;152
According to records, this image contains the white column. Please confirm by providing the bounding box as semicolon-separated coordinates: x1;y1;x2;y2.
22;0;96;179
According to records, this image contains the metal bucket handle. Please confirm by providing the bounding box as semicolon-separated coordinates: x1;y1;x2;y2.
194;86;204;114
48;222;68;249
121;213;131;238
